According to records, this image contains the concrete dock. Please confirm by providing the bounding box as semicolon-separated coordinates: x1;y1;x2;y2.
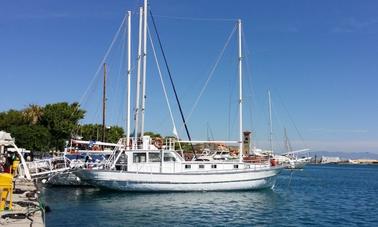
1;178;44;227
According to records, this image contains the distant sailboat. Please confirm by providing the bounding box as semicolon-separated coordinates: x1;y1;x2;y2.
266;90;311;169
278;128;311;169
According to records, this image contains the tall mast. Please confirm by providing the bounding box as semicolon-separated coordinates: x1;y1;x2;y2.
284;127;292;153
134;7;143;143
268;89;273;153
238;19;243;161
126;11;131;149
102;62;107;142
140;0;148;136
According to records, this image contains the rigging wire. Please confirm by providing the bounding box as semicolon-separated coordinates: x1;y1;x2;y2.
153;14;237;22
147;27;180;141
242;29;255;133
70;14;128;136
148;26;183;153
149;9;196;156
242;29;272;150
114;23;128;127
270;92;291;152
242;28;306;151
274;90;308;147
78;15;128;107
185;24;237;123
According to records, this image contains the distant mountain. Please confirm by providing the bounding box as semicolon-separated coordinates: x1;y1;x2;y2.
309;151;378;160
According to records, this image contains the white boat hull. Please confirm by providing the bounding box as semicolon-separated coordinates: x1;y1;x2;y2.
287;157;311;169
74;167;282;191
47;172;89;186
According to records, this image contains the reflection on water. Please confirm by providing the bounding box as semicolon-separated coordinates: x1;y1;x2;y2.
43;165;378;227
43;186;282;226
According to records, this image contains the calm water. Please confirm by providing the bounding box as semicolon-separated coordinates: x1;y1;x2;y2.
42;165;378;226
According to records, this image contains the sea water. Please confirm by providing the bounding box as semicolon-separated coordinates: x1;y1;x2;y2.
42;165;378;226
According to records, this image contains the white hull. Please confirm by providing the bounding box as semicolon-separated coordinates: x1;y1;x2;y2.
287;157;311;169
47;172;89;186
75;167;282;192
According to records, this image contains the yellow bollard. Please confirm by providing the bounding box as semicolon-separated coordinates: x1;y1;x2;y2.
12;160;20;176
0;173;13;211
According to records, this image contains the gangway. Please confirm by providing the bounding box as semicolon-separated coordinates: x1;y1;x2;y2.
24;156;72;179
1;131;126;180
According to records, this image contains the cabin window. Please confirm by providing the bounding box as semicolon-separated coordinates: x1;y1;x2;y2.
164;152;176;162
133;153;146;163
211;164;217;169
185;164;191;169
199;164;205;169
234;164;239;169
149;153;161;162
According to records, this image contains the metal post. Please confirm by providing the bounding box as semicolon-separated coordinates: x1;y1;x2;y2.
238;19;243;162
126;11;131;150
140;0;148;137
134;7;143;145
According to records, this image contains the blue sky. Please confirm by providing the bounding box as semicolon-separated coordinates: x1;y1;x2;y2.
1;0;378;153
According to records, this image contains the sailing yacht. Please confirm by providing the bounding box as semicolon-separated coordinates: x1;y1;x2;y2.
273;129;311;169
74;0;283;192
283;150;311;169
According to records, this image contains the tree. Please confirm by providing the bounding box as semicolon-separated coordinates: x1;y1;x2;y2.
79;124;124;144
79;124;101;141
9;125;51;151
144;131;162;139
41;102;85;151
23;104;43;125
0;109;27;131
106;126;124;143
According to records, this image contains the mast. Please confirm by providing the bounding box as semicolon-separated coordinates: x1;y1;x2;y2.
102;63;107;142
268;89;273;153
140;0;148;137
238;19;243;162
126;11;131;149
134;7;143;144
284;128;292;153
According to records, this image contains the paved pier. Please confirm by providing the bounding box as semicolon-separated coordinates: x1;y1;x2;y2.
1;178;44;227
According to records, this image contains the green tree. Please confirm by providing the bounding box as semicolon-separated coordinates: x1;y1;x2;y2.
144;131;162;139
79;124;101;141
106;126;124;143
0;109;27;131
41;102;85;151
79;124;124;144
9;125;51;151
23;104;43;125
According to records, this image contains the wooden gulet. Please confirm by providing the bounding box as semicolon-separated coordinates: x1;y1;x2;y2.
74;0;283;192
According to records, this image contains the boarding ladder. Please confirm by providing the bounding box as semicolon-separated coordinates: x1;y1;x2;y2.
19;156;72;179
